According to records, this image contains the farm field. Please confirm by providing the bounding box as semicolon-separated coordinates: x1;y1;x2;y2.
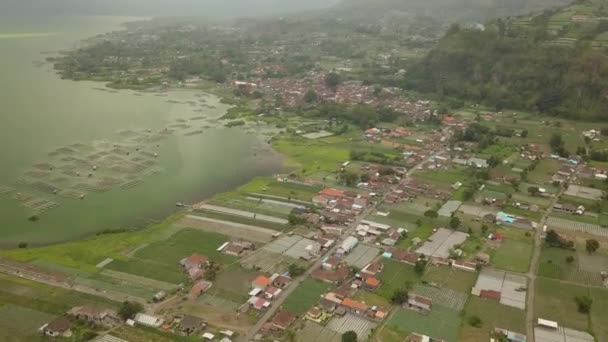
0;304;54;341
387;306;461;342
283;278;333;315
491;239;533;273
422;266;478;293
376;259;420;300
0;213;185;274
527;160;560;184
353;291;391;309
107;228;237;284
458;296;526;342
0;273;118;314
190;209;287;231
537;246;603;287
205;264;258;303
175;215;276;243
271;135;351;175
534;277;590;332
589;287;608;342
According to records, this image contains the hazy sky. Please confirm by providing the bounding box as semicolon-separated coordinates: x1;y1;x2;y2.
0;0;338;17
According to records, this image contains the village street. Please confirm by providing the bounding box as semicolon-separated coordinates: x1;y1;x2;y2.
524;167;579;342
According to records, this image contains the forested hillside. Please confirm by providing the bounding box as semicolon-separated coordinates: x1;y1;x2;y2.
404;0;608;120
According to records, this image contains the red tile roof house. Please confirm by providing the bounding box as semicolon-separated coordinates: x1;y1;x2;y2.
252;275;273;290
311;265;351;284
389;248;419;266
322;256;341;270
360;261;383;276
188;267;205;282
248;296;271;310
363;277;381;291
270;310;297;330
319;188;346;200
264;286;282;300
43;317;73;338
180;253;209;271
190;280;213;298
223;243;245;257
312;195;329;207
67;305;120;327
272;275;292;289
407;294;432;312
341;298;368;315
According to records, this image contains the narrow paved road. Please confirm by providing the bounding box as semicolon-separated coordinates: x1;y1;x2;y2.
524;176;572;341
240;149;446;341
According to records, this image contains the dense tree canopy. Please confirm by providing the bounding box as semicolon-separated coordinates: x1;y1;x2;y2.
404;24;608;120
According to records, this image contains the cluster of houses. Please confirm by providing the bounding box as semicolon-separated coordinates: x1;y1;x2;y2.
179;253;214;297
355;220;404;247
307;262;389;325
41;305;122;338
313;187;371;224
246;72;432;119
384;179;451;204
246;273;293;311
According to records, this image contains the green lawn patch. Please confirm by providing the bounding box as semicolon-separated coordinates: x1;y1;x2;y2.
387;306;461;342
0;273;118;315
422;266;478;293
0;304;54;339
534;277;590;332
283;278;333;315
109;229;237;284
206;264;258;303
458;296;526;342
272;135;350;175
377;259;420;300
538;246;603;286
589;287;608;342
492;239;533;273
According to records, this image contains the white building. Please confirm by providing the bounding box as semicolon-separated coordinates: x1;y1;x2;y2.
338;236;358;254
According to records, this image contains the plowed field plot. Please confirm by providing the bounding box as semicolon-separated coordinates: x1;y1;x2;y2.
547;216;608;237
326;313;378;339
177;215;275;242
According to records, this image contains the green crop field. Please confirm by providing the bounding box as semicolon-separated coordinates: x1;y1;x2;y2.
387;306;461;342
190;209;287;231
459;296;526;342
538;246;603;287
107;228;238;284
0;214;185;274
377;259;420;300
534;277;590;332
422;266;478;293
272;135;350;175
527;160;560;184
206;264;258;303
136;229;237;266
589;287;608;342
492;239;533;273
0;273;118;315
283;278;333;315
0;304;54;339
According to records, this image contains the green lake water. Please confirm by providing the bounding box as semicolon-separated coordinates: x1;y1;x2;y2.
0;16;283;247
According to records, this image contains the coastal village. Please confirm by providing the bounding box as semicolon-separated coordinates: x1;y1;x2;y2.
3;99;608;342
